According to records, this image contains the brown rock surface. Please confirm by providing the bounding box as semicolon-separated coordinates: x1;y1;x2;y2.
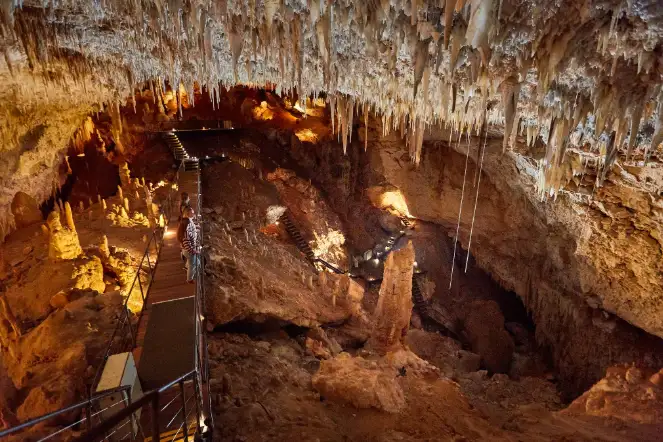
204;161;364;328
367;135;663;394
10;192;42;229
565;365;663;425
464;300;515;374
405;329;480;376
312;353;406;413
268;168;348;268
367;242;415;353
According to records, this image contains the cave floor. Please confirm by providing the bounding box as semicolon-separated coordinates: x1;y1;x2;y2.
198;158;662;442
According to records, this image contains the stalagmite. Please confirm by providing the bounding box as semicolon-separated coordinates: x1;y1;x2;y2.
319;270;327;289
101;199;107;211
258;276;265;299
118;185;123;201
47;211;82;261
64;202;76;232
123;198;130;213
99;235;110;258
78;201;84;212
367;242;415;354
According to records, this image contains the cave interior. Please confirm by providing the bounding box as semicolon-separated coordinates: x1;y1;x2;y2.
2;1;663;441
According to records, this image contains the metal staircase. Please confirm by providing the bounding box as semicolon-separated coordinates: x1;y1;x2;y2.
279;211;316;263
279;211;346;274
411;275;429;316
164;131;199;172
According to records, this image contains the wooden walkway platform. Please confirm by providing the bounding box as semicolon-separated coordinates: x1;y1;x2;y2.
133;170;200;366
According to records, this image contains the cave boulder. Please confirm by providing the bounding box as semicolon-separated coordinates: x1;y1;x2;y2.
11;192;42;229
464;300;514;374
405;329;480;376
312;353;406;413
16;375;82;422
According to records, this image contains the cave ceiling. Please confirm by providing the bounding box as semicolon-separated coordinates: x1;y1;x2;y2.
2;1;663;338
3;1;663;180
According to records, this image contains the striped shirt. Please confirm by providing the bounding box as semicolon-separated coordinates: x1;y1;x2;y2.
182;221;199;254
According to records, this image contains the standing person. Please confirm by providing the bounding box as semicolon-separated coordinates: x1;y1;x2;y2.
178;192;192;264
178;207;199;283
179;192;191;220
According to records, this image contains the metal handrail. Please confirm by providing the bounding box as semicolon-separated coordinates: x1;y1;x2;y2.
313;258;346;274
77;137;212;441
73;371;197;442
1;185;178;440
194;158;214;435
0;385;132;438
88;182;177;397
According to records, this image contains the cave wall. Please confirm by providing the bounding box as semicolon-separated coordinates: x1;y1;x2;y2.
285;119;663;396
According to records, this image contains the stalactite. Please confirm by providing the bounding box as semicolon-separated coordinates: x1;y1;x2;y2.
444;0;456;49
364;102;369;151
465;0;494;66
626;101;644;161
228;15;244;84
647;89;663;162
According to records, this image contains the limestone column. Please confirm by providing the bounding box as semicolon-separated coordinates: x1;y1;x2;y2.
367;241;415;354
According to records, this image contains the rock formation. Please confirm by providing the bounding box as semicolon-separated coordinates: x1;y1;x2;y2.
368;241;415;353
312;353;407;413
46;211;82;261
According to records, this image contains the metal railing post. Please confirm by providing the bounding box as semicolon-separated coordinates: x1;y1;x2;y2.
145;247;152;272
124;308;136;348
84;403;92;431
180;381;189;441
193;374;202;434
123;389;136;442
137;275;145;304
151;394;160;440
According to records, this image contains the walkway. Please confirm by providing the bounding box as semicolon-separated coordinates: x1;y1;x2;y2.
134;169;200;389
